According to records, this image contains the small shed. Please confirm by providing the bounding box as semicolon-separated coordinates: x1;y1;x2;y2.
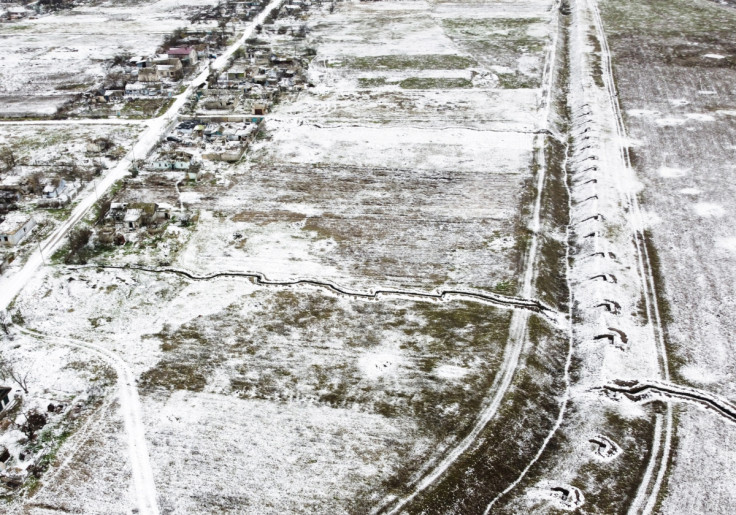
43;179;67;199
124;209;143;230
0;213;35;246
252;103;268;116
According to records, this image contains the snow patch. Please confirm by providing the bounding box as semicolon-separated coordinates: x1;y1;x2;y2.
685;113;715;122
680;364;723;385
434;364;470;380
692;202;726;218
658;166;688;178
715;237;736;254
359;351;403;380
679;187;701;195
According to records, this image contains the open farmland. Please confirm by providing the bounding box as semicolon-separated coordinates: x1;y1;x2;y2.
0;0;736;513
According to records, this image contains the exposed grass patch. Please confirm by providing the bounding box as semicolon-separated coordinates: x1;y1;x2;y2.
496;71;540;89
398;77;472;89
536;139;571;311
397;314;568;512
231;209;305;225
442;17;546;73
345;54;477;70
55;83;93;91
588;34;605;87
357;77;388;88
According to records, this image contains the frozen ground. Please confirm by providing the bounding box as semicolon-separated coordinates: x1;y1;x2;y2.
597;0;736;512
3;0;735;512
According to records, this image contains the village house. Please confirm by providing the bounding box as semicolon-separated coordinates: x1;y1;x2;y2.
151;151;193;170
117;202;172;231
123;208;143;231
43;178;66;199
138;67;159;82
125;82;163;96
252;102;268;116
0;175;28;195
0;212;35;246
167;47;198;65
103;89;124;102
202;94;236;110
86;137;113;153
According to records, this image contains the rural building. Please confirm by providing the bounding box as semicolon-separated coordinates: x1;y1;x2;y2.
167;47;198;65
139;67;160;82
123;209;143;230
151;152;193;170
103;90;124;101
0;213;35;246
125;82;162;96
252;102;268;115
43;179;67;199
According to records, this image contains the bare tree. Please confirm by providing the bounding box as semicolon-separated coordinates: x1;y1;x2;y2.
0;146;16;172
19;409;46;440
0;311;10;336
0;358;30;394
6;366;30;394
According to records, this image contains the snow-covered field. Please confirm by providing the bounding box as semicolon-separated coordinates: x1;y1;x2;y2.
2;0;734;512
595;0;736;511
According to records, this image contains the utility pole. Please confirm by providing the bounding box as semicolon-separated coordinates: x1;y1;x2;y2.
38;242;46;266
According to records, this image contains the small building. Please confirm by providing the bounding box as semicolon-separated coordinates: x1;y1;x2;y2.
108;202;128;223
124;209;143;230
0;175;27;195
128;56;148;68
167;47;198;65
0;387;10;411
252;102;268;116
227;64;248;82
43;179;67;199
151;152;193;170
125;82;162;96
103;89;124;101
0;213;35;246
154;203;175;221
203;96;234;110
138;67;160;83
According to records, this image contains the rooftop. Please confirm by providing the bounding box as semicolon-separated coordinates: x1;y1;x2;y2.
0;212;33;235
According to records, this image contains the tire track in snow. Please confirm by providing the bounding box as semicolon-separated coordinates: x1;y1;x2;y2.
374;3;564;511
14;325;159;515
32;395;116;498
586;1;673;513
